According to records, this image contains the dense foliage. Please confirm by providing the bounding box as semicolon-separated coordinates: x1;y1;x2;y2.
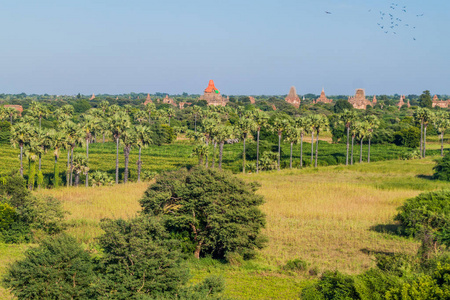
140;166;267;259
433;154;450;181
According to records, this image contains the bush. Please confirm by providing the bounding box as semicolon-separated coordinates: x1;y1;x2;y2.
96;216;190;299
394;127;420;148
433;155;450;181
2;234;96;299
140;166;267;259
301;270;360;300
283;258;309;272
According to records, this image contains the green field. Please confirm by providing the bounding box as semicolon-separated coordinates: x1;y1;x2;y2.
2;155;449;299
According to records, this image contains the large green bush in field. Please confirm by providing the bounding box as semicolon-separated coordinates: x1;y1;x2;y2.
2;234;96;299
433;155;450;181
140;166;267;259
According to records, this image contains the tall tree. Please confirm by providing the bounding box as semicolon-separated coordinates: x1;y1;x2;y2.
5;107;19;125
10;123;33;177
24;139;41;190
192;106;202;133
166;108;175;126
81;114;97;187
215;125;235;169
312;115;329;168
434;112;450;157
339;110;358;166
422;108;434;158
144;102;156;123
419;90;432;108
29;101;49;130
364;115;380;163
120;129;136;184
72;154;89;187
134;125;152;182
272;118;290;170
108;111;131;184
284;125;301;169
55;105;74;123
237;117;257;174
414;107;426;157
251;110;269;173
295;117;308;168
307;115;319;166
191;143;209;165
355;121;370;163
48;130;66;187
62;121;83;186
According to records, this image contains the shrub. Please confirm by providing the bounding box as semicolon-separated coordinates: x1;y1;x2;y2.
140;166;267;259
394;127;420;148
301;270;360;300
433;155;450;181
2;234;96;299
283;258;309;272
0;202;17;231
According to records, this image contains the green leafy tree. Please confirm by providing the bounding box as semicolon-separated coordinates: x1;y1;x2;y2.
333;99;354;113
419;90;432;108
72;154;89;187
134;125;152;182
96;216;190;298
2;234;96;299
191;143;209;165
192;105;202;133
120;128;136;183
140;167;266;259
434;111;450;157
355;121;370;164
312;114;329;167
29;101;50;129
422;108;434;158
364;115;380;163
284;125;302;169
144;102;156;123
10;123;33;177
108;111;131;184
237;117;257;174
48;129;66;187
272;117;290;170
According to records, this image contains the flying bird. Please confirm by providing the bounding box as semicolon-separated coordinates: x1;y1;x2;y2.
325;11;332;14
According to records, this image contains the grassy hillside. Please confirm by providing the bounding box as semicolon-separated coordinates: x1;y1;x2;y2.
3;156;449;298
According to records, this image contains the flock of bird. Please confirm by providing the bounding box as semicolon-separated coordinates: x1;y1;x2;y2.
326;2;424;41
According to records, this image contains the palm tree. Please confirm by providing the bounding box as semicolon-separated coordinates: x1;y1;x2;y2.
284;125;301;169
306;115;319;166
10;123;33;177
99;100;110;114
339;110;358;165
55;105;74;123
237;117;257;174
434;112;450;157
201;118;218;168
166;108;175;126
192;143;209;165
364;115;380;163
62;121;84;186
355;121;370;163
145;102;156;123
215;125;235;169
5;107;19;124
120;129;136;183
24;139;41;190
81;114;97;187
295;116;308;168
349;122;359;165
272;118;290;170
312;115;329;168
72;154;89;187
108;111;131;184
413;107;426;157
192;106;202;133
48;129;66;187
134;125;152;182
29;101;49;129
251;110;269;173
422;108;434;158
36;128;51;172
133;110;147;124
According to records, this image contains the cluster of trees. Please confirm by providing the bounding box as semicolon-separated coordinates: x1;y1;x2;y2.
2;166;265;299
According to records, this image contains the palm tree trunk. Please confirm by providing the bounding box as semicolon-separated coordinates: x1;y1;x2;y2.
28;160;36;190
346;126;350;165
423;125;427;158
420;121;423;158
54;155;59;187
85;139;89;187
194;115;197;133
310;131;314;165
212;142;216;168
115;137;119;184
368;138;371;163
441;132;444;157
351;136;354;165
10;114;13;124
103;133;105;144
290;142;293;169
242;136;246;174
219;142;224;169
124;146;129;183
360;138;363;163
315;131;319;168
137;146;142;182
39;154;42;171
278;133;281;171
75;174;79;187
148;112;151;123
70;147;74;186
205;140;209;168
300;133;303;168
199;155;203;165
20;145;23;177
256;129;260;173
66;149;70;187
39;117;42;130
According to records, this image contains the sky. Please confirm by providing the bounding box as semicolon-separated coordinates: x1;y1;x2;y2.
0;0;449;96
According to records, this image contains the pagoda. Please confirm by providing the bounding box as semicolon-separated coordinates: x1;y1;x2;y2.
432;95;450;108
199;80;229;106
89;93;96;100
348;89;374;110
285;86;301;108
314;88;332;104
144;94;153;106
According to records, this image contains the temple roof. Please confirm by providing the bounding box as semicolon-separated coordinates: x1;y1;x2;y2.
204;80;220;94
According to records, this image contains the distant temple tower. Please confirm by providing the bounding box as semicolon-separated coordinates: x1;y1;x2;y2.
90;93;96;100
285;86;301;108
397;95;406;110
432;94;450;108
144;94;153;106
199;80;229;106
314;88;332;104
348;89;374;110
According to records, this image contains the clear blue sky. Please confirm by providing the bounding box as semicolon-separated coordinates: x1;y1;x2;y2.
0;0;448;96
